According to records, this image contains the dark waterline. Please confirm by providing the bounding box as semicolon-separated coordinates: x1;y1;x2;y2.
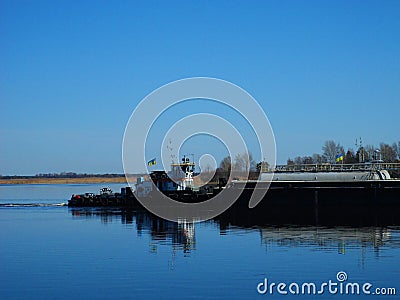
0;184;399;299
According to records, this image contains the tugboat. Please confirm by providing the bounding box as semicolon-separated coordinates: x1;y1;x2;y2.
68;155;221;207
136;155;221;202
68;186;134;207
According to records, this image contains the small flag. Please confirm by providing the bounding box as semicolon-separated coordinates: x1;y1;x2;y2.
335;154;344;162
147;158;156;166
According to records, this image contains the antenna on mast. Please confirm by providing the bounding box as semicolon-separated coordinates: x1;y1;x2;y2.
166;138;176;164
359;137;364;163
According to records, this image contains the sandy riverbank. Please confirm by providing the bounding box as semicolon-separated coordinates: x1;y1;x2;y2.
0;176;134;185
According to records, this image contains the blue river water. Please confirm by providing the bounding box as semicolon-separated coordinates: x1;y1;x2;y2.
0;184;399;299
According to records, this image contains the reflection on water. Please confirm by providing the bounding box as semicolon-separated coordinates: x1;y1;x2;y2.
259;227;396;257
69;208;400;258
2;184;399;299
70;208;197;254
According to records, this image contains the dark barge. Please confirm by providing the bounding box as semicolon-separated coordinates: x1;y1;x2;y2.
69;187;136;207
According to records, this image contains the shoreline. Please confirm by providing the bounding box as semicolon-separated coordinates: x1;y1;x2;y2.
0;176;132;185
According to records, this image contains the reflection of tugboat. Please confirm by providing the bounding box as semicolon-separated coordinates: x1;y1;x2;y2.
68;207;400;257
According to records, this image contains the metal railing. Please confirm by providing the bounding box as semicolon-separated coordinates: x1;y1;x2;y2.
261;162;400;173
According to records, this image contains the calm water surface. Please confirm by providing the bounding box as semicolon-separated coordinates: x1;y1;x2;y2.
0;184;399;299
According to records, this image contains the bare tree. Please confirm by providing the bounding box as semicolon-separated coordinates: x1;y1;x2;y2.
302;156;314;164
294;156;302;165
287;158;295;165
233;153;245;173
364;145;375;161
344;149;357;164
393;142;400;161
380;143;397;162
200;163;215;183
231;152;256;178
322;140;342;163
243;152;254;173
312;153;327;164
219;156;231;174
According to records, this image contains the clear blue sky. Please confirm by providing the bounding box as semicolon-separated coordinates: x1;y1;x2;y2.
1;0;399;175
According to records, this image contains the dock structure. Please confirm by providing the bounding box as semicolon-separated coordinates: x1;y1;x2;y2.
268;162;400;173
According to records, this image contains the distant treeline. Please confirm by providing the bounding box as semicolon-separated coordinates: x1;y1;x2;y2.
287;140;400;165
0;172;134;180
209;140;400;180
